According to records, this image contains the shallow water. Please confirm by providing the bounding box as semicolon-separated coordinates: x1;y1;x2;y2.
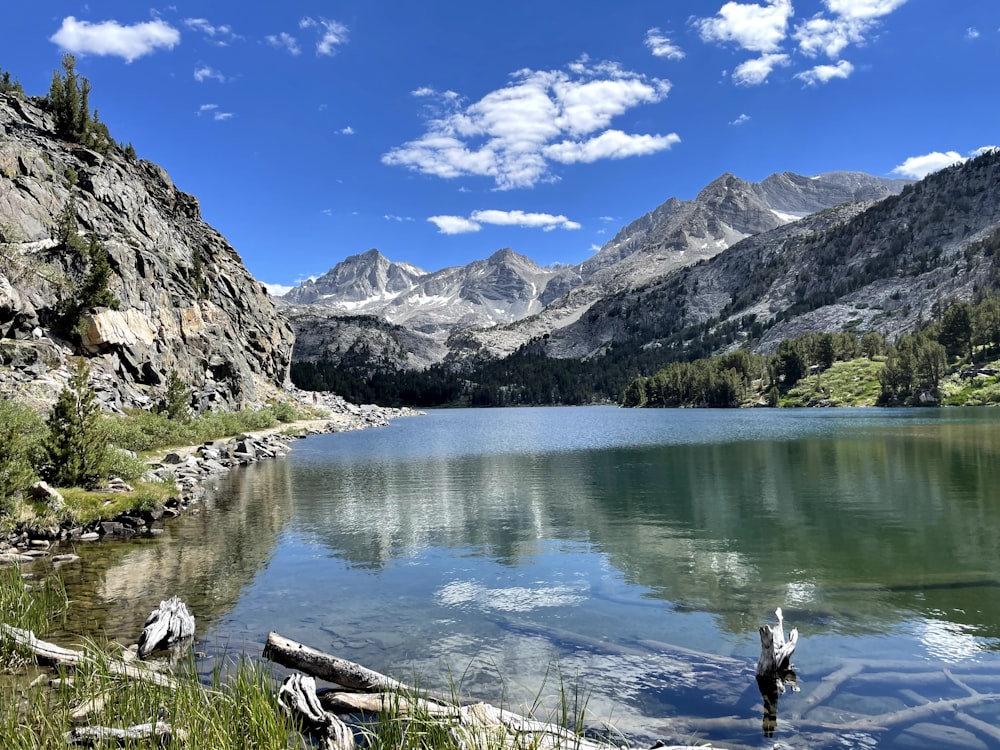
49;407;1000;748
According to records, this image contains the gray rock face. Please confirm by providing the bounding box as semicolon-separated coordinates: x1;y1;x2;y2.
282;248;426;305
283;248;582;364
545;150;1000;360
0;92;293;411
282;168;910;371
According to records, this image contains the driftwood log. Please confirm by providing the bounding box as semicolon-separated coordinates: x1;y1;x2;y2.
277;674;355;750
263;630;724;750
64;721;187;747
137;596;195;658
0;623;179;690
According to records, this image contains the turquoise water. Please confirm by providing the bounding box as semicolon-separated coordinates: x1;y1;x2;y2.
58;407;1000;748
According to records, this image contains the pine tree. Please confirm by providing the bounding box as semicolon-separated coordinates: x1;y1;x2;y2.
44;359;111;488
158;370;192;422
78;234;120;309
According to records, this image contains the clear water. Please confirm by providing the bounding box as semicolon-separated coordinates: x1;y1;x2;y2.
53;407;1000;748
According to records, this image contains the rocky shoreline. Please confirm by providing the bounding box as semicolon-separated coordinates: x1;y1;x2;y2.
0;392;421;566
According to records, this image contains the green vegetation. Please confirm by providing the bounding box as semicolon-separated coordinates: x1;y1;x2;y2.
0;399;45;518
0;358;314;532
622;294;1000;409
1;569;301;748
42;359;112;489
46;54;113;153
0;68;25;97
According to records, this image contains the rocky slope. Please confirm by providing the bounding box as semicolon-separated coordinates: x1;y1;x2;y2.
548;149;1000;360
283;247;581;361
0;92;293;412
452;171;910;362
283;170;907;369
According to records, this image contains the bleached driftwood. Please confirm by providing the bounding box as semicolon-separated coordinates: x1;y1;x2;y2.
756;607;797;682
263;631;723;750
64;721;187;746
137;596;195;658
0;623;179;690
277;674;355;750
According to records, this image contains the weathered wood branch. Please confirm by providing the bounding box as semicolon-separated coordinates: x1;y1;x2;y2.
264;631;723;750
0;624;179;690
277;674;356;750
263;631;411;694
137;596;195;658
64;721;187;746
321;690;460;718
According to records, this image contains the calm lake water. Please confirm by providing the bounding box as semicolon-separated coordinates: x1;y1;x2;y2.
53;407;1000;749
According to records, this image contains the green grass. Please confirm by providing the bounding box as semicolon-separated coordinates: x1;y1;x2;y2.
102;400;319;457
781;357;885;407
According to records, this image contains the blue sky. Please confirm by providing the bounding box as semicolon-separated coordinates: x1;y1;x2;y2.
5;2;999;292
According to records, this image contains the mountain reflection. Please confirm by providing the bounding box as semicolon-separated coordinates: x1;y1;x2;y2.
52;459;297;645
286;411;1000;641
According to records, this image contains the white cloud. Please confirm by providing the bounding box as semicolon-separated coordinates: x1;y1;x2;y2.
694;0;794;53
544;130;680;164
184;17;237;43
966;27;980;40
261;282;293;296
428;215;482;234
50;16;180;62
197;103;234;121
730;113;751;125
645;28;685;60
428;210;581;234
892;147;997;179
384;214;414;222
266;32;300;55
891;150;964;179
194;65;225;83
732;53;790;85
794;0;907;58
384;59;675;189
824;0;908;20
300;17;349;56
795;59;854;85
339;126;355;135
471;210;581;231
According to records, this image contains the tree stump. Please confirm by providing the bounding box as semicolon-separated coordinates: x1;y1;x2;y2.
137;596;195;658
756;606;797;679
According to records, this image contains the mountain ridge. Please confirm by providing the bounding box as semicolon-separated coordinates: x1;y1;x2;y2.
283;169;909;368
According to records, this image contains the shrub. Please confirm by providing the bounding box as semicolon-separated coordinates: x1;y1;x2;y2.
0;396;45;516
43;359;112;488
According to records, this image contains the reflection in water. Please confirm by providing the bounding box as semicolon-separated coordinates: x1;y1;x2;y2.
44;408;1000;748
52;460;296;647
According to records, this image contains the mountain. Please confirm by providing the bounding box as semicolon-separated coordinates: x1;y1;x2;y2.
283;248;582;362
452;170;911;362
0;91;293;411
282;169;907;371
527;149;1000;365
287;155;1000;407
282;248;427;306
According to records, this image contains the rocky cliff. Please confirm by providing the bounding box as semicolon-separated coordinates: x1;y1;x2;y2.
0;92;293;412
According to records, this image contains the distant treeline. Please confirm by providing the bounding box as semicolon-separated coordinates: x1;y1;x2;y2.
623;293;1000;408
292;293;1000;409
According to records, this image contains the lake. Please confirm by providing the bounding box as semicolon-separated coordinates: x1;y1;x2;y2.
53;407;1000;749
